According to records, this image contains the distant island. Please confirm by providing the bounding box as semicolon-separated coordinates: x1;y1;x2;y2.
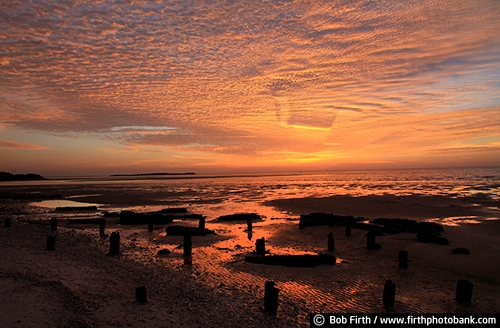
0;172;44;181
111;172;196;177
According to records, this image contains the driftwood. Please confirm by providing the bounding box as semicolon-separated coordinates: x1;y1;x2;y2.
244;254;336;267
216;213;262;221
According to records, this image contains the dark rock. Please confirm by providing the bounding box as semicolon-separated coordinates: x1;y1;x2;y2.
216;213;262;221
452;247;471;255
119;210;174;225
158;207;188;214
67;218;103;224
416;232;449;245
157;248;171;255
245;254;336;267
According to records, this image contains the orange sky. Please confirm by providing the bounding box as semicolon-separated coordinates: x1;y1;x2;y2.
1;0;500;176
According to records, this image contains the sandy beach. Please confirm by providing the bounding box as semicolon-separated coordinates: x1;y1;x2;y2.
1;191;500;327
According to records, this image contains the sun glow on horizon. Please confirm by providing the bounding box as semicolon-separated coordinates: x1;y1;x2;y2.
1;0;499;175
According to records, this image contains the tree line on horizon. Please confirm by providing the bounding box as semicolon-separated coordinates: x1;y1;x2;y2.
0;171;44;181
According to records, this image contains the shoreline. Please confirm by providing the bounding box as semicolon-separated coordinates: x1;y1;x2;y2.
1;194;500;327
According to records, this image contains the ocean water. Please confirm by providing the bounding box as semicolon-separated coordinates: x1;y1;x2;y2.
3;166;499;220
2;166;500;315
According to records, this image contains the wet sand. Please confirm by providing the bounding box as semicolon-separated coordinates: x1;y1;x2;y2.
1;193;500;327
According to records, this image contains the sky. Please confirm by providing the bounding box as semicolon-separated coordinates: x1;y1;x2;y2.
1;0;500;176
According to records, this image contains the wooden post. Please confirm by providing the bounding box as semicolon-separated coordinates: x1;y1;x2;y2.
198;217;206;230
136;286;147;303
328;232;334;251
99;218;106;236
345;225;351;236
455;279;473;304
383;279;396;307
50;218;57;231
109;231;120;256
256;237;266;255
366;231;381;249
264;281;279;315
247;218;252;232
398;250;408;269
46;235;56;251
4;218;11;227
148;218;153;232
184;234;192;257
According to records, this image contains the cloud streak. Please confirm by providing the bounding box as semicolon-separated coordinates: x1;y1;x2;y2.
1;0;499;173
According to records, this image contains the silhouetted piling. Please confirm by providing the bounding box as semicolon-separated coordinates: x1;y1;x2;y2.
398;250;408;269
199;217;205;230
264;281;279;315
328;232;334;251
50;218;57;231
366;231;381;249
136;286;147;303
256;237;266;255
345;225;351;236
184;234;192;257
298;218;305;229
247;218;252;232
46;235;56;251
4;218;11;227
109;231;120;256
99;218;106;236
455;279;473;304
148;219;153;232
383;279;396;307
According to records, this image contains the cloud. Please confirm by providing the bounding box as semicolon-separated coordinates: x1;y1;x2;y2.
0;139;47;150
0;0;499;170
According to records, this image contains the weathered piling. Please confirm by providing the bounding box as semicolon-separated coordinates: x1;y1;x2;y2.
199;217;206;230
366;231;381;249
298;217;305;229
264;281;279;315
345;225;351;236
109;231;120;256
50;218;57;231
383;279;396;307
136;286;147;303
455;279;473;304
4;218;11;227
99;218;106;236
398;250;408;269
328;232;334;251
46;235;56;251
184;233;192;257
247;218;253;232
256;237;266;255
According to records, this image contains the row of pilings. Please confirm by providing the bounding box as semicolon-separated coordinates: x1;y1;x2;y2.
3;216;475;314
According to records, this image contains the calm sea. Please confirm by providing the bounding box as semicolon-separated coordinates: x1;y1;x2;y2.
2;166;499;220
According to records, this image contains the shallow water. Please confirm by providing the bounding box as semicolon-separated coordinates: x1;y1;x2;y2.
2;167;500;316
